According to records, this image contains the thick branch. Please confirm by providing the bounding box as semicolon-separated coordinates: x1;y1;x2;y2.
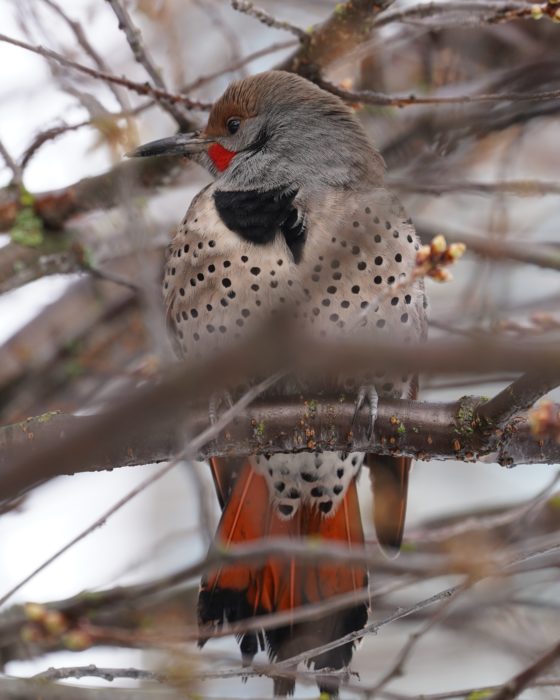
0;156;186;232
278;0;395;78
1;393;558;503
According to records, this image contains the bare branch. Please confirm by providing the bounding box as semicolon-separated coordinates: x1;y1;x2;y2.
477;370;560;430
105;0;191;128
318;75;560;108
278;0;396;78
0;374;280;607
39;0;133;117
32;665;160;683
388;178;560;198
0;140;23;186
0;32;210;111
1;391;558;507
0;155;186;232
231;0;308;41
418;227;560;272
488;638;560;700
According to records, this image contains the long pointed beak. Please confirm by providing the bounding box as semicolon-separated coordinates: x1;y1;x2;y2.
127;131;214;158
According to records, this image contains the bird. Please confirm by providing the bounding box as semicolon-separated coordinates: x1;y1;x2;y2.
130;70;427;696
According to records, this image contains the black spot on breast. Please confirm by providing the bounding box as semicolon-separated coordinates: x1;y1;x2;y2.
222;278;232;288
357;261;366;271
375;256;383;265
279;504;293;516
319;501;333;514
391;297;399;305
341;300;350;308
275;481;285;492
287;488;300;499
337;468;344;479
301;471;318;482
351;285;360;294
405;294;412;304
311;486;324;498
333;484;343;496
250;267;261;276
376;319;386;328
374;276;382;284
395;253;402;263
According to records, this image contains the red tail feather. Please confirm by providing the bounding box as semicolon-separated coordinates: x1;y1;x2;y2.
199;458;368;695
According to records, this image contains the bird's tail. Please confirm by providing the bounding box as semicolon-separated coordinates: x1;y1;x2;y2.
199;458;368;696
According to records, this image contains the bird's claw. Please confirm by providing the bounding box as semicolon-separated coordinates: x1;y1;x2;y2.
351;385;378;442
209;390;234;425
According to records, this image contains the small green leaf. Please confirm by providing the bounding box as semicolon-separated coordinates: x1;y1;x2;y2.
466;690;492;700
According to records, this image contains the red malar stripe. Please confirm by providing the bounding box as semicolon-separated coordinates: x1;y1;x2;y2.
208;143;237;171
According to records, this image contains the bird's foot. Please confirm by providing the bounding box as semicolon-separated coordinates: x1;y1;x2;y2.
351;385;379;442
208;389;234;425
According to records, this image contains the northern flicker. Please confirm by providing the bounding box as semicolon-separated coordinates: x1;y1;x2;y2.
131;71;427;696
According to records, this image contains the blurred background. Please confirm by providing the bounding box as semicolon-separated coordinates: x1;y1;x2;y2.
0;0;559;698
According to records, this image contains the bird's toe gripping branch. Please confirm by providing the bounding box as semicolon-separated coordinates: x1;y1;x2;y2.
351;385;379;442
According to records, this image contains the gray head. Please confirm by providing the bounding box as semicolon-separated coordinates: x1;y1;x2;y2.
132;71;385;192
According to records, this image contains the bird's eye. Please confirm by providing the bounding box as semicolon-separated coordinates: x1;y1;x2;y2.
226;117;241;135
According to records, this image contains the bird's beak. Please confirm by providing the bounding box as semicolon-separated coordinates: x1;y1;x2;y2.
127;131;214;158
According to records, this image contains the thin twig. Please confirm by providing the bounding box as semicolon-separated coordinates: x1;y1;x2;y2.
0;32;211;110
32;665;162;683
388;178;560;198
39;0;132;116
319;76;560;108
231;0;308;41
105;0;191;128
0;139;23;185
488;638;560;700
0;373;281;607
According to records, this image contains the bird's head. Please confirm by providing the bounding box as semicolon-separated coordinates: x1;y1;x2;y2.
130;71;384;191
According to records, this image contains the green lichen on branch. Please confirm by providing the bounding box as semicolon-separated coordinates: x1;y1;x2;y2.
10;188;44;248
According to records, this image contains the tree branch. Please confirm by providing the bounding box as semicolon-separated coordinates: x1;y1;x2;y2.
488;638;560;700
278;0;396;78
0;33;210;112
231;1;308;41
1;391;558;505
105;0;191;128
